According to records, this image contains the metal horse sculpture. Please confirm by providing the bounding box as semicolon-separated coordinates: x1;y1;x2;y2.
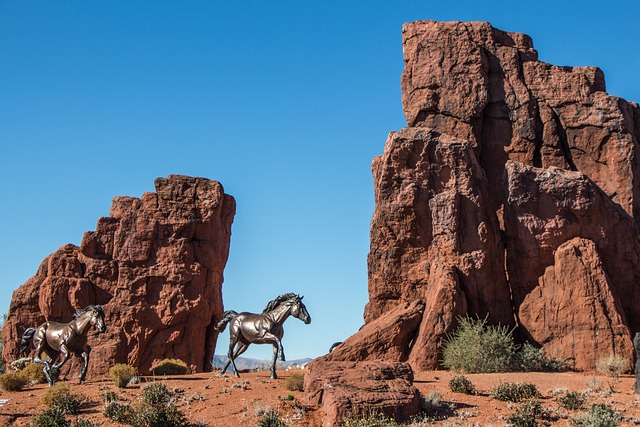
19;305;107;386
215;293;311;379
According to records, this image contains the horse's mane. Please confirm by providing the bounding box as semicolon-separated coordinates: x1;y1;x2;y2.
262;293;298;313
72;305;103;320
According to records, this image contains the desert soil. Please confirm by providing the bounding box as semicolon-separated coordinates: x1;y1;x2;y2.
0;369;638;426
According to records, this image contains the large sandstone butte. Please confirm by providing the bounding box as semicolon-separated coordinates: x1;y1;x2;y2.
2;175;235;376
338;21;640;371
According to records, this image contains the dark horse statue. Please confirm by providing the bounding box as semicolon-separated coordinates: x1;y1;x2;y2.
215;293;310;379
19;305;107;386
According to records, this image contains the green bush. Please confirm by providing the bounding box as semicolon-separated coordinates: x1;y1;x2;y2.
141;382;173;406
151;358;189;376
508;400;542;427
104;401;134;423
571;404;621;427
442;315;517;373
73;418;96;427
558;391;588;411
491;382;541;402
448;375;475;394
0;371;29;391
130;401;187;427
31;407;70;427
257;412;288;427
40;383;84;415
19;362;48;384
515;343;568;372
283;372;304;391
109;363;137;388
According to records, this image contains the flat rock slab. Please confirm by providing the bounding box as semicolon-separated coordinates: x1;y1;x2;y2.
304;360;421;427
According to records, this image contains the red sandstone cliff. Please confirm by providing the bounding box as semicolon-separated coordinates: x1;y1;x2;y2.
340;21;639;370
1;175;235;376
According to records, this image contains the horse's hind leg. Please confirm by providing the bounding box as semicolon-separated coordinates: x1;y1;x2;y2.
225;335;242;377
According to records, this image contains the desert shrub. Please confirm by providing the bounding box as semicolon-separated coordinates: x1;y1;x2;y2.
19;362;48;384
109;363;137;388
283;372;304;391
257;412;287;427
40;383;84;415
104;391;118;403
508;400;542;427
151;358;189;376
595;354;629;378
491;382;541;402
130;401;187;427
571;403;621;427
515;343;569;372
73;418;96;427
31;407;70;427
448;375;475;394
558;390;588;411
104;401;134;423
442;315;517;373
141;382;173;405
0;371;29;391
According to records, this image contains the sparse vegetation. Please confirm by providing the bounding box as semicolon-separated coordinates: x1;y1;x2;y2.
515;343;569;372
491;382;541;402
558;390;588;411
109;363;138;388
342;409;399;426
257;410;287;427
442;315;517;373
571;403;621;427
151;358;189;376
448;375;475;394
0;371;29;391
283;372;304;391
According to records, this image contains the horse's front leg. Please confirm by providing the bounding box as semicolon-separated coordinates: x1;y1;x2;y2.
270;344;279;379
78;346;91;384
263;332;285;361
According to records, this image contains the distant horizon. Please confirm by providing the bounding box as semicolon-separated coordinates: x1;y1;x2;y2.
1;1;638;362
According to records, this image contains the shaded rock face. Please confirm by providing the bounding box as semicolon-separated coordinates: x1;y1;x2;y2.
304;360;421;427
2;175;235;376
340;21;640;370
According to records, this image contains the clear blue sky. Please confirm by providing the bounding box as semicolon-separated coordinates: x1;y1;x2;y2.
1;1;638;362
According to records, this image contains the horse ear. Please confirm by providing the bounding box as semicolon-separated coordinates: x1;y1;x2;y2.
299;295;304;300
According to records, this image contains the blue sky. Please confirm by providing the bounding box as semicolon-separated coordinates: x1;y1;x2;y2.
1;1;638;362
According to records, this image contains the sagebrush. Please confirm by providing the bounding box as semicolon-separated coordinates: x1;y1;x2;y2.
109;363;137;388
151;358;189;376
448;375;475;394
40;383;84;415
0;371;28;391
283;372;304;391
491;382;541;402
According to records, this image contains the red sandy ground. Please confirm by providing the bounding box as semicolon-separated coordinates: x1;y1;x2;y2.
0;369;638;426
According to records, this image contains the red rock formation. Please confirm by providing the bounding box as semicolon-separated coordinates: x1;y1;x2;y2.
2;175;235;376
335;21;640;370
304;361;421;427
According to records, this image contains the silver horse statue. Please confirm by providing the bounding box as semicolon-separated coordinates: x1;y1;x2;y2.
215;293;311;379
19;305;107;385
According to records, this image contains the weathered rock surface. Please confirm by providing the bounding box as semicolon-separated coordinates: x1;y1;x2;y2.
518;237;633;370
332;21;640;371
304;360;421;427
2;175;235;376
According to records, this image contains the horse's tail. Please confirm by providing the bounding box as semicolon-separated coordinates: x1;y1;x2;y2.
19;327;37;356
215;310;238;332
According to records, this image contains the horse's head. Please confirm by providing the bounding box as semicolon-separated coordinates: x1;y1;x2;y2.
88;305;107;333
289;295;311;325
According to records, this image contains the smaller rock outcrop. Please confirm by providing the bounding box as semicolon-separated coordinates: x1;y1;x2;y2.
304;361;421;427
2;175;235;376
